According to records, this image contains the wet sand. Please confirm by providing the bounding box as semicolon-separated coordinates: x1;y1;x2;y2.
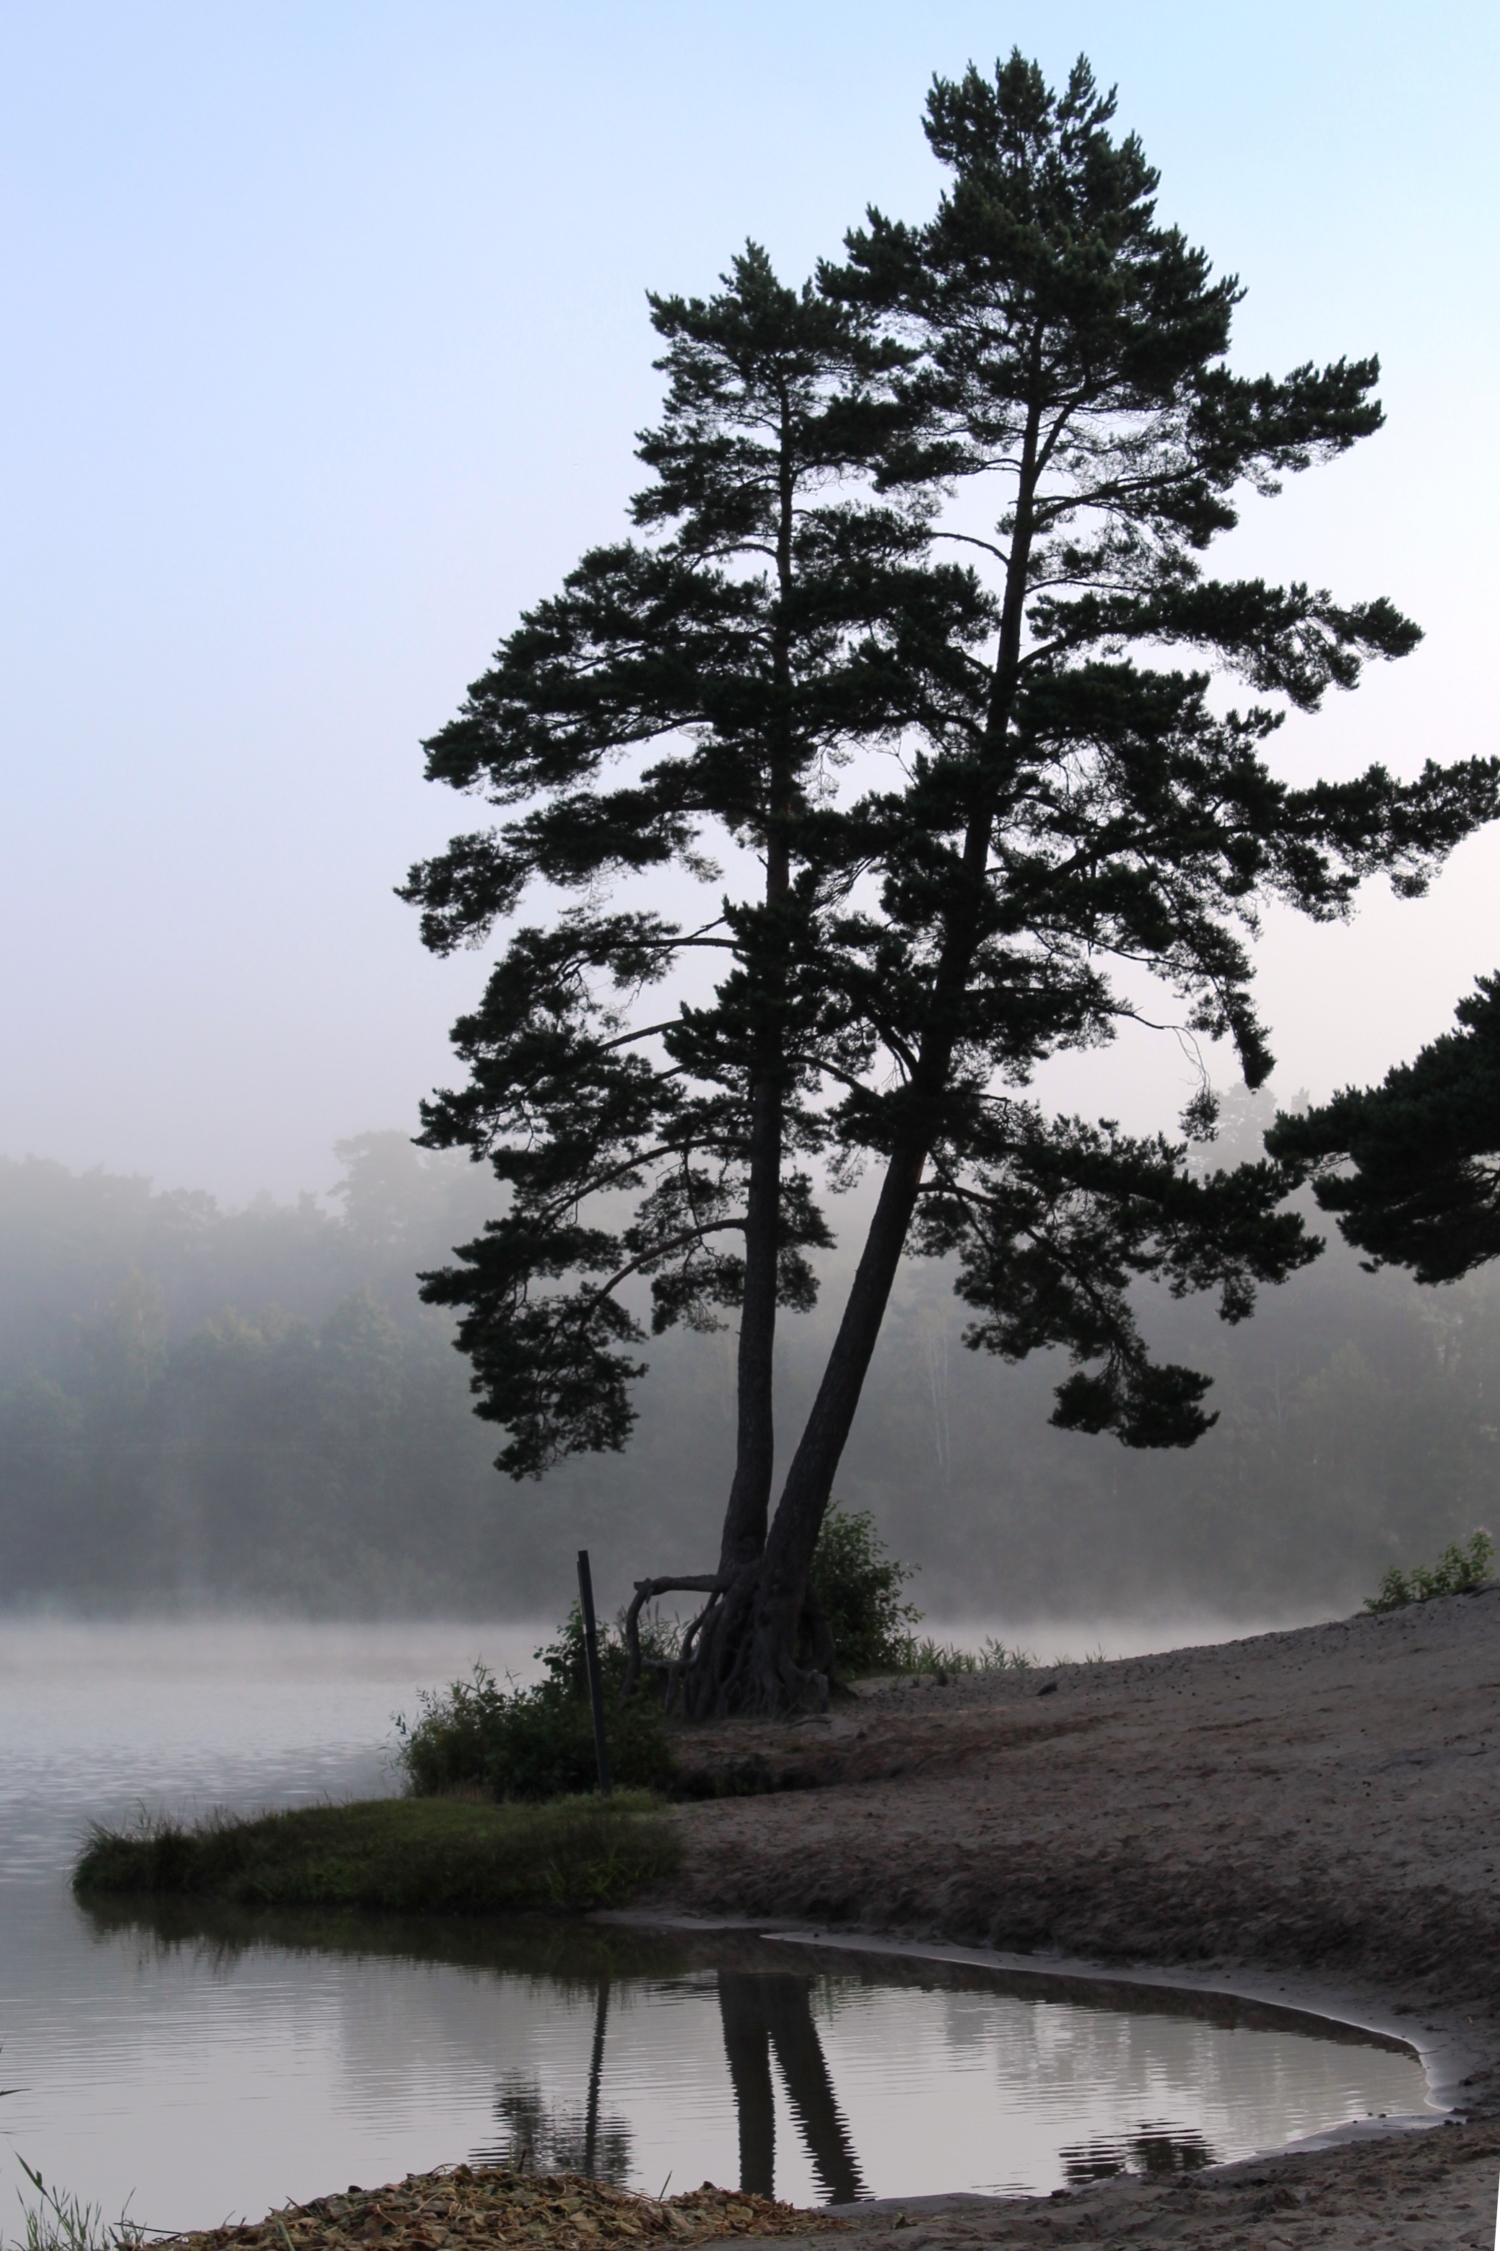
646;1586;1500;2248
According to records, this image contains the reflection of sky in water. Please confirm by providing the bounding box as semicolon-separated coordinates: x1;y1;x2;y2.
0;1623;1432;2228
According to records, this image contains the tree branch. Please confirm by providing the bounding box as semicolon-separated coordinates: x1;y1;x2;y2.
593;1217;747;1302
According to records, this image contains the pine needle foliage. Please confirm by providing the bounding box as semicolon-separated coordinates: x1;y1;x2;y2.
1268;977;1500;1285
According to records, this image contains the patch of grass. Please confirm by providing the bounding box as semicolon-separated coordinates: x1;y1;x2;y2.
1364;1528;1494;1614
5;2160;143;2251
71;1794;681;1915
883;1633;1037;1677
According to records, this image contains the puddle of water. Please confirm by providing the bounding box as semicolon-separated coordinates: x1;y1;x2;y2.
7;1902;1433;2222
0;1621;1433;2227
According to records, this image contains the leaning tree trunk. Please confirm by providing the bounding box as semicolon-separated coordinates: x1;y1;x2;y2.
630;1128;931;1717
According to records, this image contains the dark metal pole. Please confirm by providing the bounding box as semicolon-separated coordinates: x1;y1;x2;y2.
576;1548;612;1796
583;1977;609;2177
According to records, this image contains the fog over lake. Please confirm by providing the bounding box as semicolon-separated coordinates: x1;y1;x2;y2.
1;1105;1491;1634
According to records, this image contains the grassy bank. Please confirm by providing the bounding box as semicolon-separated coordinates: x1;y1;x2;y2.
72;1793;681;1914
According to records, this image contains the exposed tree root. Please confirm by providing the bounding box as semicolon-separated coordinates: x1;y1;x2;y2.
622;1567;833;1721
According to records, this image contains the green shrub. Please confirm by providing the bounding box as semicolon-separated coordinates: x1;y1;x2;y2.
395;1607;677;1802
72;1794;680;1912
1364;1528;1494;1613
808;1503;922;1676
808;1507;1046;1678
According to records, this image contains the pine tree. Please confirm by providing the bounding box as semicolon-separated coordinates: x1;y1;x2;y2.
403;54;1500;1715
1267;975;1500;1283
404;247;982;1595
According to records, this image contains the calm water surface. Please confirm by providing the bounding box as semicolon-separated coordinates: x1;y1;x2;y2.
0;1622;1432;2229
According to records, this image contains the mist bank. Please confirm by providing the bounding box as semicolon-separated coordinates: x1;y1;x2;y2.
0;1106;1492;1626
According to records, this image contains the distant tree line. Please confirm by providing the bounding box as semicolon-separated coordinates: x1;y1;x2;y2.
0;1105;1494;1622
0;1136;509;1611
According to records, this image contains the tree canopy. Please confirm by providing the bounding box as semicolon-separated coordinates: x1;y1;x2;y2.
1268;976;1500;1284
403;52;1500;1712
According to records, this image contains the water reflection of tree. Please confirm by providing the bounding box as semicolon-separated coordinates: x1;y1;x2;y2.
1060;2123;1217;2186
473;1981;633;2186
470;1968;863;2203
717;1973;864;2204
475;2077;634;2186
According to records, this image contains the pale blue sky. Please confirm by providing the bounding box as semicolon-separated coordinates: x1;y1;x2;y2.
2;2;1496;1199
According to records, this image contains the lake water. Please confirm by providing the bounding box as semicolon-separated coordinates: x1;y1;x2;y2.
0;1621;1433;2231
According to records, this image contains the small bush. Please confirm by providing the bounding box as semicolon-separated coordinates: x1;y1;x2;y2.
1364;1528;1494;1614
808;1504;921;1676
395;1608;677;1802
72;1794;681;1912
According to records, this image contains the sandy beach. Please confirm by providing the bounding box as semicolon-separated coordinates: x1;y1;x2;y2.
638;1586;1500;2247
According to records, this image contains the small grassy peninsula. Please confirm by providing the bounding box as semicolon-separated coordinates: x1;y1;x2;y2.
72;1793;681;1914
72;1514;925;1920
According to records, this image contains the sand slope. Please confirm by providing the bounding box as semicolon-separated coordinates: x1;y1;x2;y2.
652;1588;1500;2248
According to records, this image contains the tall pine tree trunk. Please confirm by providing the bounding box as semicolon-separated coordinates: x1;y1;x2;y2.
713;398;799;1579
688;394;1043;1714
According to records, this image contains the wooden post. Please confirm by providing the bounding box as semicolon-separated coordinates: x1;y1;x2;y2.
576;1548;612;1796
